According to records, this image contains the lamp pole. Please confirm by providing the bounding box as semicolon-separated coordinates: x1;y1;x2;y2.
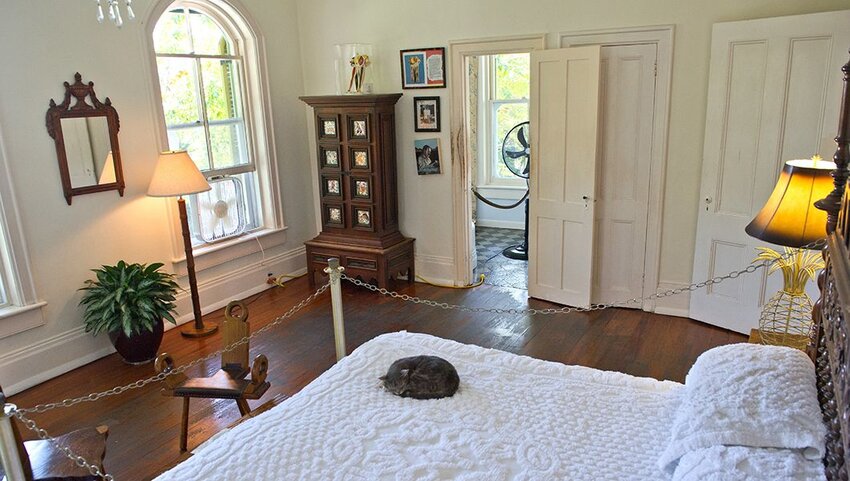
178;196;216;338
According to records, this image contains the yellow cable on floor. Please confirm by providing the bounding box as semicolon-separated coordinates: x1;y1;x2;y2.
270;272;307;288
415;274;486;289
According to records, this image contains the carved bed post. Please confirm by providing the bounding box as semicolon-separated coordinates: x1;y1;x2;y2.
325;258;347;361
815;49;850;233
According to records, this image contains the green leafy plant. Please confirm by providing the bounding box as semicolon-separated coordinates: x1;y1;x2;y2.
80;261;179;337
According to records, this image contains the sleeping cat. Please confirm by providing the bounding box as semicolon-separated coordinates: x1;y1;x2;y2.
379;355;460;400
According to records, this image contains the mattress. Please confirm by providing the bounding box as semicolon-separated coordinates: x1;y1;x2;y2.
155;331;684;481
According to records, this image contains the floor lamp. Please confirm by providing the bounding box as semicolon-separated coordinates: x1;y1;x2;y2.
148;151;217;338
745;156;835;349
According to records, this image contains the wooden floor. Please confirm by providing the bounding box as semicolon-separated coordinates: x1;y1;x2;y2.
8;277;745;480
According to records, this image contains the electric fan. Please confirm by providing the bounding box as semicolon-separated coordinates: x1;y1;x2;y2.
499;121;530;260
194;176;247;243
472;121;531;260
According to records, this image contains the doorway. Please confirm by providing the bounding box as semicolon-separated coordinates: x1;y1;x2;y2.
470;52;531;290
450;31;671;309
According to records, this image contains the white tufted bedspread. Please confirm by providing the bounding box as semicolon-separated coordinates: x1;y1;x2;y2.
154;331;685;481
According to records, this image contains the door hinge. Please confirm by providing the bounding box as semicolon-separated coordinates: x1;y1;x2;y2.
653;62;658;77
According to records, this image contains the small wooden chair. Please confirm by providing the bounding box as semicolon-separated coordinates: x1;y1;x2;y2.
155;301;269;452
1;386;108;481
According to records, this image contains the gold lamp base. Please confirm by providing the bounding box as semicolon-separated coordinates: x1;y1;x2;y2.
181;323;218;338
755;246;824;351
758;290;813;350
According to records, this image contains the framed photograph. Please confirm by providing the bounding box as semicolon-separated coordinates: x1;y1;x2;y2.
352;178;371;199
400;47;446;89
351;148;370;170
414;96;440;132
414;138;441;175
320;146;340;169
324;204;344;226
354;207;373;228
318;116;338;139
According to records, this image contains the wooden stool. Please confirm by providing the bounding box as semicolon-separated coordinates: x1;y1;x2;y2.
1;385;108;481
155;301;270;452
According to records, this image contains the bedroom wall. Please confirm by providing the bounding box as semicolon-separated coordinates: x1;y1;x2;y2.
294;0;849;292
0;0;313;394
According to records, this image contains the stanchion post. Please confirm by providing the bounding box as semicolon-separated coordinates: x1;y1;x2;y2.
0;393;28;481
324;258;347;361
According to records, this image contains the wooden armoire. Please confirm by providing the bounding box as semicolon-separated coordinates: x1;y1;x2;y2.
300;94;414;288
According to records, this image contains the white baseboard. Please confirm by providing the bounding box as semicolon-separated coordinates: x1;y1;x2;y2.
0;326;115;396
414;254;456;286
1;245;308;396
653;281;691;318
475;219;524;230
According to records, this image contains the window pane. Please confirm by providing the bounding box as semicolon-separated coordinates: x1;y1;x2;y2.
201;59;243;122
153;9;191;54
494;54;530;101
156;57;202;126
494;102;529;179
209;122;249;169
167;126;211;171
189;10;233;55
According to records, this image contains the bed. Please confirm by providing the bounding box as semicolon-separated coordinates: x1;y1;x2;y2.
154;51;850;481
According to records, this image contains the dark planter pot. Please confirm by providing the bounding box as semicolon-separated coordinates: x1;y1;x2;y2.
107;319;164;365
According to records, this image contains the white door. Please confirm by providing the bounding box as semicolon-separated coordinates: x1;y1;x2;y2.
528;46;601;307
690;10;850;333
593;44;657;304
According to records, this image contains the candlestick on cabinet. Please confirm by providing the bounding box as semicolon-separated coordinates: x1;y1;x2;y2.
147;151;216;338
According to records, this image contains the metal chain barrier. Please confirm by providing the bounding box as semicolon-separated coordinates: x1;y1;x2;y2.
2;281;330;480
342;238;828;315
0;238;828;480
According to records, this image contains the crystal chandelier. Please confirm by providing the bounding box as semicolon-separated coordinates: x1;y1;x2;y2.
95;0;136;27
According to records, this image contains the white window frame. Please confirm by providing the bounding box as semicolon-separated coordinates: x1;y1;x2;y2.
0;121;46;337
144;0;285;270
476;54;528;197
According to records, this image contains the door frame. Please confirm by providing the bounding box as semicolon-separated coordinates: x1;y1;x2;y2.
449;34;547;286
559;25;674;312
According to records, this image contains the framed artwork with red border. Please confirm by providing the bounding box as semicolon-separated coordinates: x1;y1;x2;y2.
400;47;446;89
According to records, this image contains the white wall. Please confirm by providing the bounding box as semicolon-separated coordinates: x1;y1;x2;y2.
294;0;849;290
0;0;313;394
476;199;524;230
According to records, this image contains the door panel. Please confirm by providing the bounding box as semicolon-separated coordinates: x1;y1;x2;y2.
690;10;850;333
528;46;601;306
593;43;657;304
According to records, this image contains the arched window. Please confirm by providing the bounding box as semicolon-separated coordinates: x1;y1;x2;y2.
151;1;278;245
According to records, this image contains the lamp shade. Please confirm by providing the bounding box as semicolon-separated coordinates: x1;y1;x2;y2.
745;157;836;248
147;151;211;197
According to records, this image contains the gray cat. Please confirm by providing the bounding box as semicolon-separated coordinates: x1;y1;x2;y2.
379;355;460;400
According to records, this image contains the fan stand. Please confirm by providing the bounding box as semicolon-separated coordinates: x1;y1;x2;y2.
501;199;529;260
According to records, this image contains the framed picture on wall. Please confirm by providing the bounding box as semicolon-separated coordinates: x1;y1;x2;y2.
414;96;440;132
414;138;441;175
400;47;446;89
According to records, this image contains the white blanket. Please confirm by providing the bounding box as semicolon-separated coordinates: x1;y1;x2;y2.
671;446;826;481
155;331;684;481
658;343;826;472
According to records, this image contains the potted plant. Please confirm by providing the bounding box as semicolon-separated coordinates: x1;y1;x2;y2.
80;261;179;364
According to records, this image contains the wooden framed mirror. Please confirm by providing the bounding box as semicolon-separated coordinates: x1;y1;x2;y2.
46;73;124;205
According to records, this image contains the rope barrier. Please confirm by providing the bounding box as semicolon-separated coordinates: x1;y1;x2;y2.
471;187;529;209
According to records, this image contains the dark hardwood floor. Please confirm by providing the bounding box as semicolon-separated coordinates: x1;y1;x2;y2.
8;277;745;480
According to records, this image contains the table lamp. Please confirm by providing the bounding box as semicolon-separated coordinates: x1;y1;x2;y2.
148;151;216;338
745;155;834;349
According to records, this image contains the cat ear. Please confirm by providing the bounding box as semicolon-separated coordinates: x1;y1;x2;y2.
400;369;410;379
378;375;387;381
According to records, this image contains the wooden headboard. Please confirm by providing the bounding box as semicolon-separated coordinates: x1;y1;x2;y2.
811;48;850;481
